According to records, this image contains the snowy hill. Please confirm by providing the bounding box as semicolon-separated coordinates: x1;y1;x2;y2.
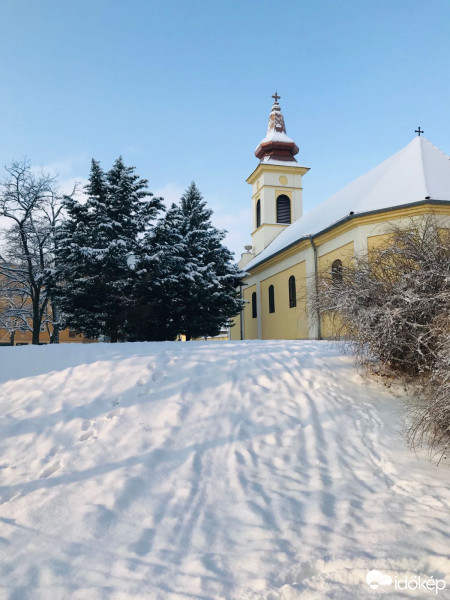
0;341;449;599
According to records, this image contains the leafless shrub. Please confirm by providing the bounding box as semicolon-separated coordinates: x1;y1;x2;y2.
404;317;450;464
311;214;450;460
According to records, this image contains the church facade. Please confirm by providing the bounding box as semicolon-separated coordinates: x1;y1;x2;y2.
231;95;450;340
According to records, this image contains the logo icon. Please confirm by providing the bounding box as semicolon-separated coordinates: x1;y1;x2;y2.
366;570;393;590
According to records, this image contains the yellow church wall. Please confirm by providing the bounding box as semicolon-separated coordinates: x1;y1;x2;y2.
260;261;308;339
243;285;258;339
317;240;354;273
230;312;241;340
367;223;450;255
318;241;354;338
367;232;396;253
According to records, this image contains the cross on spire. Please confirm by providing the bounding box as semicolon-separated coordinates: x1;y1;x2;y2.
272;91;281;103
415;126;424;136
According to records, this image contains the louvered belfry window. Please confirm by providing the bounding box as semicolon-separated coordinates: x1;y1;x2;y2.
276;195;291;224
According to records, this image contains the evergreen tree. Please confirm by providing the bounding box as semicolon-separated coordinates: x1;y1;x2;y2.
131;202;187;341
136;182;245;340
56;158;162;342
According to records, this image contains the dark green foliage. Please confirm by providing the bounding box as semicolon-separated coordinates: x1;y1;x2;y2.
56;158;163;342
134;182;245;341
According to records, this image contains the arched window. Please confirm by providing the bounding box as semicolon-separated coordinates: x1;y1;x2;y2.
332;259;343;283
288;275;296;308
251;292;257;318
276;194;291;224
256;199;261;229
268;285;275;313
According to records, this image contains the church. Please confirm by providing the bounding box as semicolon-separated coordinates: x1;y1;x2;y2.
230;94;450;341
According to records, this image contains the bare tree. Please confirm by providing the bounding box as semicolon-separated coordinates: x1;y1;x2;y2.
0;284;31;344
311;214;450;460
0;160;72;344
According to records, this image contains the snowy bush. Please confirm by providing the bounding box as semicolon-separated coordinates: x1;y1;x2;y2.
312;214;450;460
405;318;450;463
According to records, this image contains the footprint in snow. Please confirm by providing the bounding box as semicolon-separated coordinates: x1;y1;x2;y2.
137;377;148;387
79;420;96;441
107;407;121;419
41;446;61;465
40;460;62;479
151;370;165;383
0;489;21;504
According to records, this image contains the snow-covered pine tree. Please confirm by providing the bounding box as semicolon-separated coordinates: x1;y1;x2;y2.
128;203;183;341
56;158;163;342
136;182;245;340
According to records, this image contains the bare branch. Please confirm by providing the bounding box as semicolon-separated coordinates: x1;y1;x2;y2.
309;214;450;462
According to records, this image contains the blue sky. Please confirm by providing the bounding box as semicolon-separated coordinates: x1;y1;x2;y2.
0;0;449;256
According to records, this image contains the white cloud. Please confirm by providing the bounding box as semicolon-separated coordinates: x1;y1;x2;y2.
211;206;252;259
30;154;90;203
32;153;89;179
153;182;184;208
58;176;89;202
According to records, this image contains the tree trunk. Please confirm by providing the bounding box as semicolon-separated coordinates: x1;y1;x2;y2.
32;295;40;345
110;325;118;343
50;303;60;344
9;331;15;346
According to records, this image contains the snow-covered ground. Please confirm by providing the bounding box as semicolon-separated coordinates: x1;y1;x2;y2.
0;341;449;600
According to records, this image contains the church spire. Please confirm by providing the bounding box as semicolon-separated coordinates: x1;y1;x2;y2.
255;93;299;163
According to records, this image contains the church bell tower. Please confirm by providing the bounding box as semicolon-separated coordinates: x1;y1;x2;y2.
246;93;309;257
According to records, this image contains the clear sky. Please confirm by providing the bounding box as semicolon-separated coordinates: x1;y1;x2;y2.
0;0;449;256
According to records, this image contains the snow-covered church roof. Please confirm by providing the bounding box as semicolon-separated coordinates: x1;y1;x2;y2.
247;136;450;270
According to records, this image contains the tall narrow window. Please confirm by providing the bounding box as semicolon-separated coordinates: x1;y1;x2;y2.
276;194;291;224
332;259;343;283
251;292;257;318
268;285;275;313
256;199;261;228
288;275;296;308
